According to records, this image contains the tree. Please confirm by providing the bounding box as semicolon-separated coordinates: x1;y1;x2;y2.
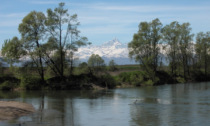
88;54;105;74
150;18;162;74
162;21;180;77
78;62;89;74
109;59;117;71
2;37;26;66
128;18;162;82
67;37;89;75
195;32;210;79
18;11;46;82
45;2;88;77
178;23;194;79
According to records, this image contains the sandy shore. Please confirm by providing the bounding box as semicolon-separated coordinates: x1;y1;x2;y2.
0;101;35;121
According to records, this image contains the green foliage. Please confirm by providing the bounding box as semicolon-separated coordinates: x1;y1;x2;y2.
178;23;194;79
0;62;4;75
18;11;46;81
20;76;43;90
108;60;118;71
98;74;116;89
18;11;46;42
128;18;162;81
176;77;186;83
45;2;88;77
77;62;89;74
156;70;174;84
2;8;210;90
195;32;210;78
117;65;140;70
143;80;154;86
88;54;105;73
2;37;26;65
0;81;18;90
130;73;144;86
118;72;131;82
3;2;89;81
191;70;207;82
117;71;146;86
128;18;196;83
162;21;181;76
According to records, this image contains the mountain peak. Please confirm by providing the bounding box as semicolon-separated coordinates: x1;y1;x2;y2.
76;38;135;65
102;38;124;47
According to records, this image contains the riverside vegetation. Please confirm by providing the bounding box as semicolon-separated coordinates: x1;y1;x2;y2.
0;3;210;90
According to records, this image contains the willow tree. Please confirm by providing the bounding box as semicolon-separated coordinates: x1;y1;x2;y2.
128;18;162;82
45;3;87;77
162;21;180;77
18;11;46;82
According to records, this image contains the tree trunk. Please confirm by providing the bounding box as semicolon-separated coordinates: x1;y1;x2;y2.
36;39;45;82
59;19;64;77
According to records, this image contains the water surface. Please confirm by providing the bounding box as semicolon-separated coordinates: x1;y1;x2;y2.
0;82;210;126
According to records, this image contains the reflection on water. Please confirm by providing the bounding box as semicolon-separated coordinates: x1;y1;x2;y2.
0;82;210;126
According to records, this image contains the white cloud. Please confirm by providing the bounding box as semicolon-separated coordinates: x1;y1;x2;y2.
0;20;22;27
75;2;210;13
29;1;59;5
0;12;27;18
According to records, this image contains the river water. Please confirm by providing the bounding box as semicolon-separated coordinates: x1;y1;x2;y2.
0;82;210;126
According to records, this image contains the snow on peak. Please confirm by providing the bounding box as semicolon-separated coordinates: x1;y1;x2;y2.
102;38;125;48
76;38;131;64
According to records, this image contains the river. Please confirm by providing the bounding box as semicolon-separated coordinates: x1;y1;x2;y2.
0;82;210;126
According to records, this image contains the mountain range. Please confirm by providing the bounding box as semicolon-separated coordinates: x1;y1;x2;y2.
75;38;136;65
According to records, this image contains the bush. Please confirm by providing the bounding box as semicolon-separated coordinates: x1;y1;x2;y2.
0;76;20;84
118;72;130;82
176;76;185;83
21;76;43;90
156;70;173;84
143;80;154;86
98;74;117;89
0;81;18;90
118;71;146;86
130;73;144;86
191;70;206;82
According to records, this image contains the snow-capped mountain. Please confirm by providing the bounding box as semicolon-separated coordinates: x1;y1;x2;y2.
76;38;136;65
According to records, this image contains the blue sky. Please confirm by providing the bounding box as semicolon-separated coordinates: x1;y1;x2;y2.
1;0;210;47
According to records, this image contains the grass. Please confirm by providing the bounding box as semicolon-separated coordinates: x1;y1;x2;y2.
116;64;140;71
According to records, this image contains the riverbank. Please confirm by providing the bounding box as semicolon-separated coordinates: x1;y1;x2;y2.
0;101;35;121
0;65;209;90
0;73;116;90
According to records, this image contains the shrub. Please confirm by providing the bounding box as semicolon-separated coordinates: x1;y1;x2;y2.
176;76;185;83
98;74;116;89
118;71;146;86
130;73;144;86
191;70;206;82
0;81;18;90
155;70;173;84
143;80;154;86
118;72;130;82
21;76;43;90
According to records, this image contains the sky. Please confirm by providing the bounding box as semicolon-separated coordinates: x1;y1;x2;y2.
0;0;210;47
